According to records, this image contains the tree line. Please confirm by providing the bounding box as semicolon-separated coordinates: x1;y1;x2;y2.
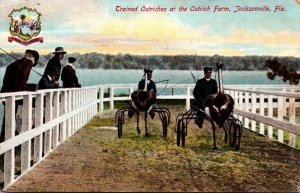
0;52;299;71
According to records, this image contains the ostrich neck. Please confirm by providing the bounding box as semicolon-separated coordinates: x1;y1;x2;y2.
217;68;224;93
143;74;148;92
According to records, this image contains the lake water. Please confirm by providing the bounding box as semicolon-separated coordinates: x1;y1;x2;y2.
0;68;288;88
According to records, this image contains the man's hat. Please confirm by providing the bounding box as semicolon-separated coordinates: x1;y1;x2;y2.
53;47;67;54
68;57;76;63
46;66;59;76
144;68;153;74
25;49;39;67
203;67;213;72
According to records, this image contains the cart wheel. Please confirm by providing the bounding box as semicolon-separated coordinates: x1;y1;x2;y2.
181;121;186;147
117;116;123;138
176;119;181;146
234;120;242;150
162;114;168;138
229;120;236;148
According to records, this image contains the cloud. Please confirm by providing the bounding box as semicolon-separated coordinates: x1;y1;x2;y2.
64;10;205;41
99;13;198;40
226;30;300;47
272;49;300;57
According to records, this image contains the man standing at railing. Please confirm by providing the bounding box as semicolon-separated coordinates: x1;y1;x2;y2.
38;66;60;90
43;47;66;81
0;49;39;142
193;67;218;128
61;57;81;88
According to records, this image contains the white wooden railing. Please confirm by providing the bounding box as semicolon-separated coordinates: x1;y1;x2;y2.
0;84;299;190
0;87;99;190
224;86;300;148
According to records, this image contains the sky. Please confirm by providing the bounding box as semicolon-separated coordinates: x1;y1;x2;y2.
0;0;299;57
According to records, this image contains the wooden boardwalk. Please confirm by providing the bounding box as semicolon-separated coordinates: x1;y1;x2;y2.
4;110;300;192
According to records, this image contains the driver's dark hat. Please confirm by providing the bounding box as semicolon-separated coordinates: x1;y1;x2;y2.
144;68;153;74
203;67;213;72
68;57;76;63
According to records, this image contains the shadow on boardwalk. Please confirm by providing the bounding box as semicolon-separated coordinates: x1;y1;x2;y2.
4;106;300;192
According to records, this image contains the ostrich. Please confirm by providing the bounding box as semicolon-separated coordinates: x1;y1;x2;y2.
130;68;156;136
207;62;234;127
176;62;238;149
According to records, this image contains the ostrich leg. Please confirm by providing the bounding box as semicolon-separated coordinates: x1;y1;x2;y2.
145;112;150;137
136;112;141;134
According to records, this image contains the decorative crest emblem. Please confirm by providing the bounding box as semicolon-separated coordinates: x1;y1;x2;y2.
8;6;43;46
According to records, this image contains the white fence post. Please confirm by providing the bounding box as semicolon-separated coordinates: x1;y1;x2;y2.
21;94;32;174
94;89;97;115
76;89;82;131
109;87;114;110
100;87;104;112
60;91;67;142
289;98;296;148
282;88;287;116
186;85;190;111
238;91;243;122
244;92;249;129
75;89;82;131
130;86;134;96
52;91;60;148
267;95;273;139
251;92;257;132
4;96;16;189
67;90;72;138
259;94;265;135
44;92;53;155
277;96;284;143
34;93;43;163
72;90;76;134
233;91;238;119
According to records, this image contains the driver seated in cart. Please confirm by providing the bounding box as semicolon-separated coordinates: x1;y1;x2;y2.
129;68;157;119
193;67;218;128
